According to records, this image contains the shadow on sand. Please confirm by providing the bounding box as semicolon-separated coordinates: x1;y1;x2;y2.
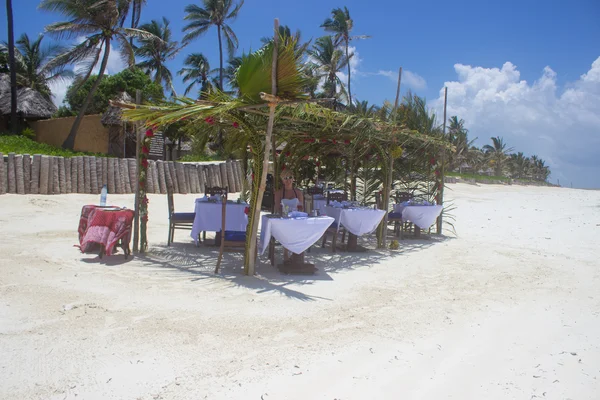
129;232;451;301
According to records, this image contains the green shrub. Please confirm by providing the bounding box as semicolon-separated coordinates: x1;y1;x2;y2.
0;135;108;157
21;127;36;140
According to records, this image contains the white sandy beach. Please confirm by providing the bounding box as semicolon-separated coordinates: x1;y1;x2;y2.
0;183;599;399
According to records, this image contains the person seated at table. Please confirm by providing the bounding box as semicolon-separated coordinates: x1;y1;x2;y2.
274;169;304;213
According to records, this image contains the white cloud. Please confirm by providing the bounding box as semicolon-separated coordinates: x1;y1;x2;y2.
51;38;126;107
434;58;600;189
374;69;427;90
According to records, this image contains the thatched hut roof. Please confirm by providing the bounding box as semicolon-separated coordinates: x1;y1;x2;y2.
101;91;133;126
0;74;57;119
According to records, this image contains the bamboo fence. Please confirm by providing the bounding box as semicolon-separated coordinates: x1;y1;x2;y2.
0;153;244;196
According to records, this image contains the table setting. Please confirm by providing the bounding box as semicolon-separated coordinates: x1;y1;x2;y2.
393;199;443;236
191;196;249;244
259;211;334;274
322;202;386;251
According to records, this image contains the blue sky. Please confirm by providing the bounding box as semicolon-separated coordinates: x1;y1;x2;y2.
2;0;600;188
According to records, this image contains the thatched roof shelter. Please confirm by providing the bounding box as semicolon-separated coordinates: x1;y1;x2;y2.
0;74;57;119
101;91;134;126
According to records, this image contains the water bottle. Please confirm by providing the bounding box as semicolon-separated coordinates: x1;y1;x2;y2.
100;184;107;206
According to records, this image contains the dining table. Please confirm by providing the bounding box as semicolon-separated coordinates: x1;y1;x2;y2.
260;213;334;274
191;198;248;244
322;205;386;251
393;203;443;237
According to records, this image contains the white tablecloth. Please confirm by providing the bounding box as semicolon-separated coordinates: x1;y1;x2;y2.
393;204;443;230
191;199;248;240
259;215;334;255
323;206;386;236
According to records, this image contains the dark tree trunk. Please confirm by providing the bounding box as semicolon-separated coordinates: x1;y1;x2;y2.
6;0;18;134
62;40;111;150
345;37;352;106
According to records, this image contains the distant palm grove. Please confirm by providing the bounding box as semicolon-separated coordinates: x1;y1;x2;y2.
1;0;550;182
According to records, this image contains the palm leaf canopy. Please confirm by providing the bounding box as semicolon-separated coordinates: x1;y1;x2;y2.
235;34;308;103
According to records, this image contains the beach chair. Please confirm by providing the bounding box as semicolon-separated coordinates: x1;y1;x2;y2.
167;183;195;246
321;191;348;252
215;191;246;273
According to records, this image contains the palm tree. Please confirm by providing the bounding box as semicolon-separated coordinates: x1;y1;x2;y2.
135;17;179;94
509;152;529;179
321;7;369;106
260;25;309;58
178;53;213;97
39;0;153;149
307;35;350;101
182;0;244;91
483;136;514;177
129;0;146;36
447;116;475;171
5;0;17;134
0;33;74;100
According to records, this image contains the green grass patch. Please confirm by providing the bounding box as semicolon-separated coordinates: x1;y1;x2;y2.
446;172;511;182
0;135;109;158
178;153;225;162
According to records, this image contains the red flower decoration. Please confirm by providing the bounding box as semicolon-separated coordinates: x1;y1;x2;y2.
142;196;149;205
232;121;240;128
434;170;440;176
142;146;150;154
145;129;154;137
251;173;255;180
244;206;249;215
430;158;436;165
303;138;315;143
281;163;286;169
205;116;215;125
285;151;291;157
302;155;309;160
344;139;350;144
141;158;149;168
141;215;148;223
320;139;328;144
332;139;337;144
316;161;321;167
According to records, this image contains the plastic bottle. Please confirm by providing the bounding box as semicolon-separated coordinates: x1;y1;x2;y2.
100;184;107;206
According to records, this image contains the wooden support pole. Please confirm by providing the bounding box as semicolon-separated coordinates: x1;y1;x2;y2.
30;154;40;194
89;157;98;194
7;153;16;193
133;90;142;253
95;158;102;193
121;158;131;193
0;153;6;195
39;156;49;194
52;156;60;194
15;154;24;194
436;86;448;235
77;156;84;193
23;154;31;194
244;18;279;276
58;157;67;194
157;160;167;194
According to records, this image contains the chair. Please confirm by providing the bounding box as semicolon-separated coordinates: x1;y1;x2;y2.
205;186;228;197
215;191;246;273
167;184;195;246
321;190;348;252
304;186;324;213
388;191;414;237
202;186;228;243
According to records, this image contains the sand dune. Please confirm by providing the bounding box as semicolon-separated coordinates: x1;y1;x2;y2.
0;183;599;399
